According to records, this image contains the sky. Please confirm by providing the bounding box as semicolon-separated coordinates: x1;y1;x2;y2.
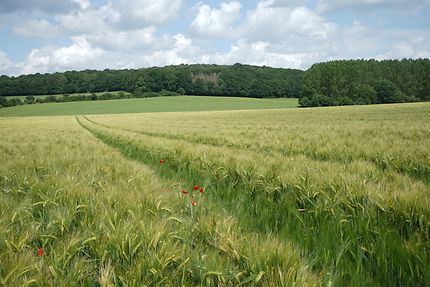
0;0;429;75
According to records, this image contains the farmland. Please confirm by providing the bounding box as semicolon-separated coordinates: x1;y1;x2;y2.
0;102;429;286
0;96;298;117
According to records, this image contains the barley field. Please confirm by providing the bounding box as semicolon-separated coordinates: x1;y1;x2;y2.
0;102;429;286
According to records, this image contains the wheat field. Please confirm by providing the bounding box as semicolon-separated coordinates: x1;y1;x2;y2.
1;102;429;286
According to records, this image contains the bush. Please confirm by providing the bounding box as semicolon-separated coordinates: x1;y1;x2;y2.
45;95;57;103
299;96;310;107
177;87;185;95
25;96;35;104
351;83;377;104
374;80;405;104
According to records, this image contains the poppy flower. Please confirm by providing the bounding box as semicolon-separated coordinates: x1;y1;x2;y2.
181;190;189;195
37;247;43;257
193;185;199;191
191;201;198;206
199;187;204;193
160;159;165;165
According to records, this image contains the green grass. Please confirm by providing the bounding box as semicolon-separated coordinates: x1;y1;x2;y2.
0;96;298;117
0;102;429;286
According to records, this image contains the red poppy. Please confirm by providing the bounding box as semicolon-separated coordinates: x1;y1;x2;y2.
191;201;198;206
160;159;165;165
199;187;204;193
181;190;189;195
37;247;43;257
193;185;199;190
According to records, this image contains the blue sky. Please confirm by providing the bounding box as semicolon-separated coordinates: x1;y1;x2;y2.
0;0;429;75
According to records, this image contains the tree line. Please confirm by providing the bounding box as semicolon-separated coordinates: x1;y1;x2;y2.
0;59;429;109
0;90;180;108
0;63;303;98
299;59;430;107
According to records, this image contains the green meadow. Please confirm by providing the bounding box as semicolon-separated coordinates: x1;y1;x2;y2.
0;96;298;117
0;100;429;286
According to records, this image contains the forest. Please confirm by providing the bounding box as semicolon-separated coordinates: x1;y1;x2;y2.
0;64;303;98
0;59;429;108
299;59;430;107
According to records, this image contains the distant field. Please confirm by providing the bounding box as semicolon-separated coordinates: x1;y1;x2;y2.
0;102;429;286
0;96;298;117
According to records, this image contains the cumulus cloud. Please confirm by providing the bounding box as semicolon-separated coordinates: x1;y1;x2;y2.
72;0;90;10
0;50;14;74
13;19;59;38
0;0;429;75
238;3;336;41
56;3;121;34
22;36;104;74
130;34;199;67
85;26;163;51
191;1;242;37
14;32;198;74
112;0;183;26
55;0;182;35
376;30;430;59
201;39;317;68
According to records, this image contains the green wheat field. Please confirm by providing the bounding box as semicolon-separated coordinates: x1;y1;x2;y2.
0;98;429;286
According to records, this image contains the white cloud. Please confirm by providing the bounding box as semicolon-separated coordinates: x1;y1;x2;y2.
85;27;157;51
376;31;430;59
13;19;59;38
55;0;182;36
1;0;429;75
14;32;198;74
238;3;336;41
56;3;121;34
191;1;242;37
174;34;192;49
0;50;14;74
112;0;183;26
138;33;199;66
72;0;90;10
22;36;104;74
201;39;318;68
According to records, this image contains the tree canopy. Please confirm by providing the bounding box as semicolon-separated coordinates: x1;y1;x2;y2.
0;64;304;99
299;59;430;107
